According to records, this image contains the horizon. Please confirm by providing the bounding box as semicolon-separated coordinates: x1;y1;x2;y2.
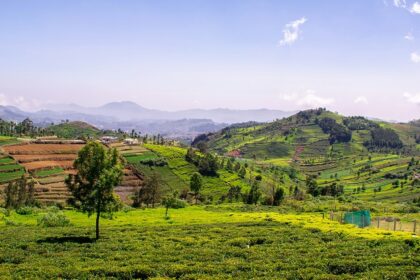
0;0;419;121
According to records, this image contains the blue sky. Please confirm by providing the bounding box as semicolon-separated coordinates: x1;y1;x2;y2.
0;0;419;121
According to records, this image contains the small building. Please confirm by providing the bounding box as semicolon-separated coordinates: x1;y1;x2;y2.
100;136;118;144
124;138;139;145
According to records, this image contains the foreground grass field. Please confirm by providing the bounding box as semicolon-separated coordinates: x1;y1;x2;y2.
0;206;418;279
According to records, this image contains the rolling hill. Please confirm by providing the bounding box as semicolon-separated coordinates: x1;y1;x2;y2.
195;108;420;202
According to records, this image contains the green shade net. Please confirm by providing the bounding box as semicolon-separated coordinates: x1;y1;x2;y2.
344;210;371;228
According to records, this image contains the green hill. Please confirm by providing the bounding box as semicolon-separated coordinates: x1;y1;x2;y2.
46;121;101;139
195;109;420;202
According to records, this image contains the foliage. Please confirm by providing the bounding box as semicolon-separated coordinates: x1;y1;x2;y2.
343;116;379;130
139;157;168;167
318;117;352;144
198;153;219;176
133;171;163;207
190;172;203;203
37;211;71;227
66;141;123;239
3;176;36;209
246;181;261;205
365;127;403;150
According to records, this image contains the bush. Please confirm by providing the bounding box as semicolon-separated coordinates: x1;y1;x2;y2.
37;211;71;227
140;158;168;167
171;199;187;209
16;206;34;215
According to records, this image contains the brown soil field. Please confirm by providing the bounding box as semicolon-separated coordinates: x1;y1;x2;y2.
3;144;84;155
12;154;78;163
22;160;75;172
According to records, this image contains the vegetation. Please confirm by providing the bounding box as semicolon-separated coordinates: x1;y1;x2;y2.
65;142;123;239
0;206;418;279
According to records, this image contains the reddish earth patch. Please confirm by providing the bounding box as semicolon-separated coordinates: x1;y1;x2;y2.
3;144;84;155
226;149;241;157
22;160;75;172
12;154;77;163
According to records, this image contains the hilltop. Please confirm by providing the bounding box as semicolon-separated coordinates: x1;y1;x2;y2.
194;109;420;202
197;108;420;159
45;121;101;139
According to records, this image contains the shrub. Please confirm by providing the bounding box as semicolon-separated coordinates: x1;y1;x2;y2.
170;198;187;209
37;211;71;227
16;206;34;215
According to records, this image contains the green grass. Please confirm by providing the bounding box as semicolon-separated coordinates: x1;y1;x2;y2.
0;164;23;172
0;206;417;279
0;136;19;146
33;167;64;178
0;169;25;182
124;151;159;164
144;144;252;200
0;157;15;165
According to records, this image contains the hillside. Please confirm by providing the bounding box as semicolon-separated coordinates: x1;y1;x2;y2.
196;109;420;202
45;121;101;139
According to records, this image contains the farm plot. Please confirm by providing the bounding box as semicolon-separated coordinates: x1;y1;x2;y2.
108;143;145;203
2;143;85;204
3;142;143;205
0;156;25;184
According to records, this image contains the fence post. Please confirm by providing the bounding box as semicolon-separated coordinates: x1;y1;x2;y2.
322;213;325;220
414;220;417;234
377;217;380;229
393;219;397;231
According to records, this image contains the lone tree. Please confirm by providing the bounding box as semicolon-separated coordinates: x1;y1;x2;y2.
66;142;123;240
190;172;203;204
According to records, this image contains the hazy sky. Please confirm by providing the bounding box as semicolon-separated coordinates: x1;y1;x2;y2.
0;0;419;121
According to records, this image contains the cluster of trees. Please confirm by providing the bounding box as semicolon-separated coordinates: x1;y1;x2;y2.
364;127;403;150
142;134;166;145
294;108;326;124
2;176;36;209
222;157;247;178
306;176;344;197
342;116;379;131
186;148;219;176
0;118;49;137
133;172;163;208
317;117;352;144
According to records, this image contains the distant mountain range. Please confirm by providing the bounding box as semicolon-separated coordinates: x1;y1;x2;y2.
43;101;294;123
0;101;294;140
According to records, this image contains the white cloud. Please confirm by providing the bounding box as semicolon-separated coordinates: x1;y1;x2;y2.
0;93;41;111
278;17;307;46
393;0;407;7
296;93;334;107
411;52;420;63
279;90;333;108
404;92;420;104
354;96;369;104
404;32;414;40
411;1;420;13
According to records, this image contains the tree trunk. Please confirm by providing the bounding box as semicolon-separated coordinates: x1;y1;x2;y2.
165;206;169;217
96;210;100;240
96;199;101;240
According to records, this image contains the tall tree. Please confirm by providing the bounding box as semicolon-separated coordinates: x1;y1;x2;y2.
66;142;123;239
190;172;203;204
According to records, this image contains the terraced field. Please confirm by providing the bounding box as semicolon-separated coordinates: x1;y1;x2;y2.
315;154;419;202
108;142;145;203
2;142;143;205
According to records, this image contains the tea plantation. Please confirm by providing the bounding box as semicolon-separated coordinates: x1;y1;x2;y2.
0;206;418;279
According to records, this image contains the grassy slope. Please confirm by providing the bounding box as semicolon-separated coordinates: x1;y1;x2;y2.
46;121;100;139
0;206;417;279
142;144;251;200
0;139;25;184
204;111;420;202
